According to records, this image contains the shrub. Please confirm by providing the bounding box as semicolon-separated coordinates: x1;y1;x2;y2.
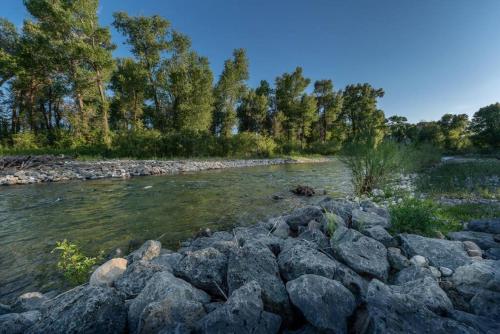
52;240;102;285
389;198;448;237
341;141;403;195
324;212;343;237
229;132;277;158
12;132;40;150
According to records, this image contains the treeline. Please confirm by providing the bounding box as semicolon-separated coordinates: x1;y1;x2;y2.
0;1;498;157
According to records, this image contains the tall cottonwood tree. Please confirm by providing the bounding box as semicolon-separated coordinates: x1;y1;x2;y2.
313;79;343;143
212;48;249;137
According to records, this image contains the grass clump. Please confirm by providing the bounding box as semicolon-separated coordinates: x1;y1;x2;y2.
52;240;103;285
324;212;343;237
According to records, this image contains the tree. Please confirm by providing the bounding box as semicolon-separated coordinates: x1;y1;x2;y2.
113;12;171;130
313;79;342;142
274;67;312;142
470;103;500;150
341;83;385;145
237;89;268;133
415;121;444;146
387;115;410;143
212;48;249;137
438;113;470;151
110;58;148;130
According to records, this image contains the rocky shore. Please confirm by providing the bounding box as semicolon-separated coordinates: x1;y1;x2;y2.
1;198;499;333
0;155;324;186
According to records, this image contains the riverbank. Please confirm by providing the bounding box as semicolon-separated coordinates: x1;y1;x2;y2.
1;197;498;333
0;155;329;186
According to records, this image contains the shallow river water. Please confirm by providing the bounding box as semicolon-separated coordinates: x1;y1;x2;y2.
0;160;351;301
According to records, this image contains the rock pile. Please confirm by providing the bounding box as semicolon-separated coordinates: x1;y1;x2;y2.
1;198;499;333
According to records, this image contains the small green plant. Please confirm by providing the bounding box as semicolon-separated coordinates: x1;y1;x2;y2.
389;198;449;237
52;240;102;285
324;212;342;236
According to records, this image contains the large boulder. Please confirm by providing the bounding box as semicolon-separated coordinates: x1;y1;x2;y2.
318;198;356;222
467;218;500;234
351;208;390;230
470;290;500;319
297;228;331;254
286;274;356;333
196;281;281;334
364;279;478;334
26;285;126;334
393;277;453;314
137;297;206;334
448;310;500;334
277;241;336;282
89;258;128;287
114;260;165;298
399;234;472;270
269;217;291;239
227;242;291;317
393;265;435;285
128;240;161;263
180;231;236;255
283;206;325;232
150;252;183;271
361;225;396;247
331;226;389;281
448;231;499;250
387;247;411;271
128;271;210;333
233;226;283;255
0;311;40;334
174;247;228;297
451;260;500;298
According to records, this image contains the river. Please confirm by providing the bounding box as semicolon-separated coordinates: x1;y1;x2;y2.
0;160;351;302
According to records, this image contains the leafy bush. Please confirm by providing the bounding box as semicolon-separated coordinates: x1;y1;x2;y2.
341;141;403;195
229;132;277;158
12;132;41;149
52;240;102;285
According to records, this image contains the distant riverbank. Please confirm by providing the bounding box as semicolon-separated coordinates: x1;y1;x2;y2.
0;155;329;186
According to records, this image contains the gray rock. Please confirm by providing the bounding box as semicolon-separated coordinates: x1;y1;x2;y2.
269;217;290;239
470;289;500;319
395;277;453;314
284;206;325;232
387;247;410;270
27;285;126;334
286;274;356;333
440;267;453;277
137;297;206;334
0;311;40;334
399;233;472;270
449;310;500;334
361;226;395;247
352;208;390;230
114;260;165;298
233;226;283;255
331;226;389;281
333;260;370;303
410;255;429;267
89;258;127;287
485;247;500;260
150;252;183;271
467;218;500;234
277;242;336;282
128;271;210;334
449;231;499;250
282;324;327;334
227;242;291;317
463;240;483;257
365;279;478;334
197;281;281;334
128;240;161;263
174;247;227;297
318;198;356;222
13;292;49;312
0;304;11;316
393;265;435;285
429;266;442;278
451;260;500;298
297;228;331;253
182;231;235;255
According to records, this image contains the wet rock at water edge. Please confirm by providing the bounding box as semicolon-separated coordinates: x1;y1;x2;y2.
89;258;128;287
0;310;41;334
12;292;49;312
286;274;356;333
26;285;126;334
284;206;325;232
128;240;162;263
196;281;281;334
291;185;315;197
114;260;166;298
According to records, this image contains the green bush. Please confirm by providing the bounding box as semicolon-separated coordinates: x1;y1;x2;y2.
52;240;102;285
12;132;41;150
389;198;450;237
229;132;277;158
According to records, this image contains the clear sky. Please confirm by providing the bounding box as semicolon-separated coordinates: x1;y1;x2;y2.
3;0;500;122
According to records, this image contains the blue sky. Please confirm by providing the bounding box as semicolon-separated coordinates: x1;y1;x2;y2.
4;0;500;122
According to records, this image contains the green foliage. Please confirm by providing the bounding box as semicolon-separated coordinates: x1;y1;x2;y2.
52;240;102;285
417;160;500;199
341;141;403;195
470;103;500;151
11;132;40;149
228;132;277;158
324;212;342;237
389;198;454;237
